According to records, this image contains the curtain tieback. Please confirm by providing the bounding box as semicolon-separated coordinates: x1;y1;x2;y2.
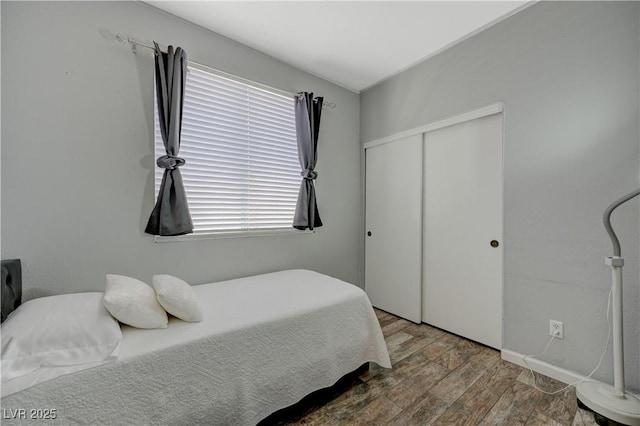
301;169;317;180
157;155;186;170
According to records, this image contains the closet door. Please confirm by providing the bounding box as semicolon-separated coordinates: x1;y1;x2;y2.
422;113;503;348
365;135;422;323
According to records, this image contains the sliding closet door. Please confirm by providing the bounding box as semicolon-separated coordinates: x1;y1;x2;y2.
422;113;503;349
365;135;422;323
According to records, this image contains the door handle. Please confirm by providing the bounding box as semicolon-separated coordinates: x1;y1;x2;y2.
367;231;372;237
490;240;499;248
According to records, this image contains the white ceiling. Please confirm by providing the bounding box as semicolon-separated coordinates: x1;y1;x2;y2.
148;1;530;93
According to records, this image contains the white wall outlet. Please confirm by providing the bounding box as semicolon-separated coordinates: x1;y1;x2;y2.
549;320;564;339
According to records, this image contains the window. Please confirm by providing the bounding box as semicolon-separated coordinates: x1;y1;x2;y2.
154;65;301;236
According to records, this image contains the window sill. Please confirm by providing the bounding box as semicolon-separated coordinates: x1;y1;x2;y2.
154;228;315;243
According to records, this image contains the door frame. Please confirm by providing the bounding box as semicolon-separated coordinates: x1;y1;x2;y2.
363;103;503;150
361;102;505;348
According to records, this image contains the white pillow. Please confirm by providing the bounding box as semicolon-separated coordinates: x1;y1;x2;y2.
103;275;168;329
152;275;203;322
1;292;122;382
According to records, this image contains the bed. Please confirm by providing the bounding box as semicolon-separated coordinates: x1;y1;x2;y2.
0;260;391;425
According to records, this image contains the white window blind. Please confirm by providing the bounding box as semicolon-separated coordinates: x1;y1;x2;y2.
155;66;300;235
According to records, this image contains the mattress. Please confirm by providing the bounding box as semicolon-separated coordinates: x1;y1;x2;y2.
1;269;391;425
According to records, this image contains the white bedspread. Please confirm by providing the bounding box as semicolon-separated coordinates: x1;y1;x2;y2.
1;270;391;425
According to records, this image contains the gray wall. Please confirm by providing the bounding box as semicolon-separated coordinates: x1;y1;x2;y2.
1;2;361;293
361;2;640;390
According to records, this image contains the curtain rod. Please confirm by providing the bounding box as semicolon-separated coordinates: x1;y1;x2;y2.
115;34;336;109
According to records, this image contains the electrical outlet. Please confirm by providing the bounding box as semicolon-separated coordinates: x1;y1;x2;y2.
549;320;564;339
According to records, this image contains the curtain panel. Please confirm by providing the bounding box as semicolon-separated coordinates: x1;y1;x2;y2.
293;92;323;230
145;42;193;236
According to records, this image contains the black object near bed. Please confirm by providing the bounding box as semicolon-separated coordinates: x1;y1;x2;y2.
1;259;22;323
258;362;369;425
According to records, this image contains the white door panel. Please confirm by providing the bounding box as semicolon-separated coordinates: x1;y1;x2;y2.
422;113;503;348
365;135;422;323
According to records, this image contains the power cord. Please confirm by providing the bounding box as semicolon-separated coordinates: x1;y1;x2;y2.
522;285;613;395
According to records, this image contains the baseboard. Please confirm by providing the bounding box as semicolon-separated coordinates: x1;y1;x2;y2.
501;349;586;385
501;349;640;398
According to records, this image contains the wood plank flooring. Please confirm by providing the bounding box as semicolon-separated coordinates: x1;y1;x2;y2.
281;309;599;426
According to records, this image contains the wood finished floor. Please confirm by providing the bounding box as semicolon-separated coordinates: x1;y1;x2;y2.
282;309;599;426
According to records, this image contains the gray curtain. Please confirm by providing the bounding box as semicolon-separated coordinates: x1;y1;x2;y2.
145;42;193;236
293;92;323;230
